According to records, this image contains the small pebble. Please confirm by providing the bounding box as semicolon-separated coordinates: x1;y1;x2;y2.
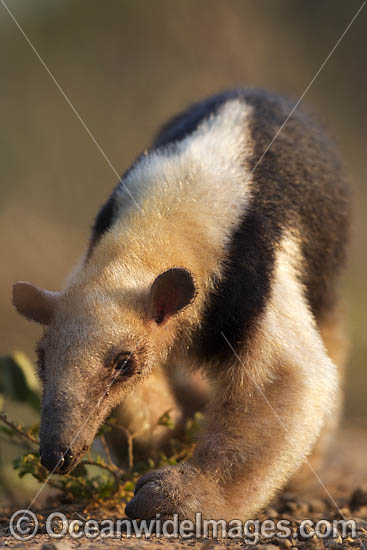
308;498;326;513
276;537;293;548
41;542;73;550
266;507;279;519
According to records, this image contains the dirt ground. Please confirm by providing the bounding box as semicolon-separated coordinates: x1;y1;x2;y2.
1;426;366;550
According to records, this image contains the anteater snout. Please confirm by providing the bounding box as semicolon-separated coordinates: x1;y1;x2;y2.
40;447;74;474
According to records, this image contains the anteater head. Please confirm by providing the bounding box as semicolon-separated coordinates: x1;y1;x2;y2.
12;267;196;474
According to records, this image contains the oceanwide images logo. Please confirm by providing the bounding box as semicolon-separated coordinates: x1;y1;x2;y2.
9;509;357;543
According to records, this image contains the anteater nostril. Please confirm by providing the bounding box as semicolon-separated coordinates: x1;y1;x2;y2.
58;449;73;472
40;449;64;472
40;448;74;473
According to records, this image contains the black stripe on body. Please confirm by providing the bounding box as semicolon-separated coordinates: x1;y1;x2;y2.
89;89;350;363
155;89;349;361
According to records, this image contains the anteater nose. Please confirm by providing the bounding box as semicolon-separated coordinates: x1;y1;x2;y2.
40;448;73;473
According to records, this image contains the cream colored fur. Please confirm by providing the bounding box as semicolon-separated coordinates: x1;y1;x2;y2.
13;99;341;521
61;99;256;362
126;234;339;521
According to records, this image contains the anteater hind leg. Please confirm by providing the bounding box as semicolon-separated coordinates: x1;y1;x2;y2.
287;303;348;488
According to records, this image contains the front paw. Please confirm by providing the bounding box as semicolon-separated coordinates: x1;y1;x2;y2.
125;465;206;520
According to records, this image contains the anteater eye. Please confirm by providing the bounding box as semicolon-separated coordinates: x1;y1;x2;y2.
112;353;134;376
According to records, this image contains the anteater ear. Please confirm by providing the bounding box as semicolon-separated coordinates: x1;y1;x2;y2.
12;281;59;325
149;268;196;325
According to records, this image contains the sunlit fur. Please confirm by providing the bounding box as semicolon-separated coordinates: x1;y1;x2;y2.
12;90;349;521
124;235;341;520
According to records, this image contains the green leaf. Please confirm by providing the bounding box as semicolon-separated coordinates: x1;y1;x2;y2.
0;352;41;412
158;410;175;429
124;481;135;492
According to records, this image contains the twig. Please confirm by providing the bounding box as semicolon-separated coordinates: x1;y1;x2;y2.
80;459;126;481
100;433;114;467
108;424;136;471
0;412;38;445
168;444;195;463
53;473;96;500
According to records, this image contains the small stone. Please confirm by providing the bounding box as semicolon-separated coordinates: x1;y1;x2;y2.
266;507;279;519
297;501;310;515
303;539;324;550
276;538;293;548
308;498;326;513
284;501;299;513
41;542;73;550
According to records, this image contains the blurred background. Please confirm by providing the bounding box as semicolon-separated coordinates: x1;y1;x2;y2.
0;0;366;502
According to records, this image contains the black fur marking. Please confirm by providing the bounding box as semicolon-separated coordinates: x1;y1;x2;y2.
241;89;350;321
89;193;117;251
89;88;349;364
153;94;231;148
154;89;350;362
88;154;147;256
153;90;279;360
89;92;239;252
194;209;280;362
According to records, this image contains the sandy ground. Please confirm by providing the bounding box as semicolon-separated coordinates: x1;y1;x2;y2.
0;426;366;549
